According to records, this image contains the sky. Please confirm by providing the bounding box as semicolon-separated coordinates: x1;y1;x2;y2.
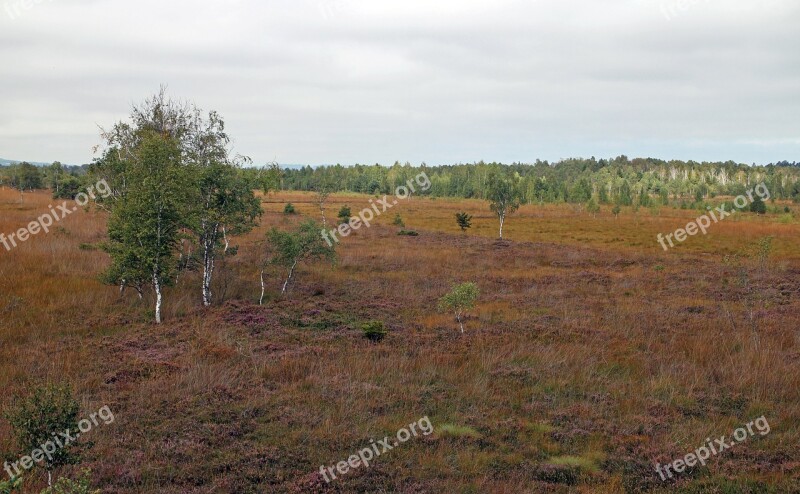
0;0;798;166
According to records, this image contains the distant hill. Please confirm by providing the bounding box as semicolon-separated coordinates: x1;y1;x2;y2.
0;158;56;167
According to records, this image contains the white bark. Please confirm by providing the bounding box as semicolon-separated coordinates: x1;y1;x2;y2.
282;259;298;294
201;223;218;307
260;267;267;305
498;212;505;239
153;272;162;324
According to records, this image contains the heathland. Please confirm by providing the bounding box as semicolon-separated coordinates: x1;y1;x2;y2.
1;183;799;493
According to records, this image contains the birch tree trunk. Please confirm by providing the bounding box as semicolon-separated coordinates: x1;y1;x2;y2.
201;223;218;307
282;259;298;294
260;267;267;305
153;272;162;324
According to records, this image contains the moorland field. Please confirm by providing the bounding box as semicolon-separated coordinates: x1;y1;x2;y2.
1;186;799;493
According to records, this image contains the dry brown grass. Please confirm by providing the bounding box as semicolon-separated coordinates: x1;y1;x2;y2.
1;187;799;493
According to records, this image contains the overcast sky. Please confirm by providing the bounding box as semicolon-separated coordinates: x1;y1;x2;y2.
0;0;798;166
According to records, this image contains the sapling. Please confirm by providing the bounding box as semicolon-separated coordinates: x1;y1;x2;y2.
438;282;479;333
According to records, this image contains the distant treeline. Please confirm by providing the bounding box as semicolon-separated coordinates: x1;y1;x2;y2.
0;161;88;198
274;157;800;205
4;157;800;204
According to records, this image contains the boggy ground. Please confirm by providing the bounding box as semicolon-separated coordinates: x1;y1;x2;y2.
1;187;799;493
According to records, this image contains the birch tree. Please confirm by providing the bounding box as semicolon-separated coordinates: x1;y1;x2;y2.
261;219;335;302
487;171;521;240
187;111;261;307
94;89;261;309
102;130;189;323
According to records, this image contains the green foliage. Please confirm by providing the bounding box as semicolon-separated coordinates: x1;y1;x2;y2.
585;198;600;215
398;230;419;236
193;155;262;305
393;213;405;227
257;163;283;195
100;130;189;322
639;187;652;207
438;282;479;333
361;321;388;342
51;175;83;200
611;204;621;217
337;205;352;224
4;162;43;191
0;477;22;494
283;203;296;215
40;470;99;494
94;90;262;312
750;197;767;214
266;219;336;294
617;180;633;206
4;383;81;476
753;236;773;271
455;212;472;231
487;171;521;239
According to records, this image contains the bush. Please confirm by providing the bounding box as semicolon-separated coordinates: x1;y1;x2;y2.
393;213;405;227
337;205;352;224
438;282;479;333
398;230;418;236
0;477;22;494
283;203;296;215
4;383;82;481
750;197;767;214
455;212;472;231
52;176;82;200
361;321;388;342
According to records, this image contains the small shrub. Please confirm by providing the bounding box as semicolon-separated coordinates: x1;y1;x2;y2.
393;213;405;227
455;212;472;231
397;230;418;236
611;205;621;217
750;197;767;214
283;203;296;215
337;205;352;224
438;282;479;333
361;321;388;342
0;477;22;494
4;383;82;484
753;236;773;272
